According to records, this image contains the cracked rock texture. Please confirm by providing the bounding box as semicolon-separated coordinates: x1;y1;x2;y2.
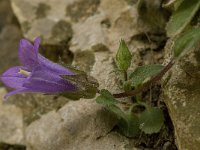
163;44;200;150
26;100;122;150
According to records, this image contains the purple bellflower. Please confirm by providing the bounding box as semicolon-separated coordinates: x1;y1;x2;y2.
1;37;77;98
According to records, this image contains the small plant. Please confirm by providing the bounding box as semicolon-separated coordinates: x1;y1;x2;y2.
96;40;166;137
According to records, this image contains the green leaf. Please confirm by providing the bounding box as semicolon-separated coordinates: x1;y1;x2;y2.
129;64;164;87
96;89;119;105
116;40;132;71
174;27;200;58
166;0;200;37
118;114;140;137
108;105;140;137
97;90;145;137
163;0;183;9
107;105;127;119
139;107;164;134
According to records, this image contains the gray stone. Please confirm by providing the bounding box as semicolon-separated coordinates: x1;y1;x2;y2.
11;0;148;54
71;0;142;54
0;25;22;74
90;51;121;93
0;0;23;86
70;14;108;53
66;0;100;22
0;88;24;145
7;93;70;126
11;0;101;45
0;0;16;32
163;46;200;150
26;99;124;150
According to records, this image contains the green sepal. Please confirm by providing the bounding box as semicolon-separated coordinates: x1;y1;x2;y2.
61;73;99;100
96;89;119;105
116;40;132;71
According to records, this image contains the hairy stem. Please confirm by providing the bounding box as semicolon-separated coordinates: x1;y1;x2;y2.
113;60;174;98
124;71;128;81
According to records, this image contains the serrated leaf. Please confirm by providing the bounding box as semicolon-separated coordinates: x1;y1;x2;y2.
174;27;200;58
116;40;132;71
139;107;164;134
96;89;119;105
129;64;164;87
166;0;200;37
108;105;140;137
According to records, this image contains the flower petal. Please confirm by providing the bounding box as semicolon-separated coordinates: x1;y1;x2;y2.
1;66;28;89
34;37;40;52
19;38;38;69
4;88;41;99
23;66;77;93
38;54;74;75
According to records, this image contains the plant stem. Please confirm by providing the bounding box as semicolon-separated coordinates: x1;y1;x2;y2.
113;60;174;98
124;71;128;81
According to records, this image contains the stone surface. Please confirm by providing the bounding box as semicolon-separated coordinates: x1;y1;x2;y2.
163;46;200;150
10;0;77;44
0;0;25;147
11;0;155;55
0;88;24;145
26;99;126;150
90;51;120;93
0;0;16;32
6;94;70;126
0;25;22;74
0;0;22;75
70;13;108;53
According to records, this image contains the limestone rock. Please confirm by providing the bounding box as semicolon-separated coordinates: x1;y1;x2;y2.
0;0;22;75
0;88;24;145
0;87;7;106
11;0;147;55
163;47;200;150
25;99;126;150
10;0;100;45
70;14;108;53
90;51;120;93
0;0;16;32
0;25;22;74
7;93;70;125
